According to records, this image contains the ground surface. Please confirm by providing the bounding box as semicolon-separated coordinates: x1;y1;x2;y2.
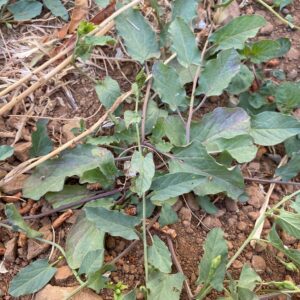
1;0;300;299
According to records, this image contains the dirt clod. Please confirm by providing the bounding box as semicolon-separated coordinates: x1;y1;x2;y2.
251;255;267;274
54;265;74;285
4;237;17;262
202;216;222;230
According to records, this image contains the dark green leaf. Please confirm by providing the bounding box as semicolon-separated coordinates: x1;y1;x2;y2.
148;235;172;273
227;65;254;95
164;116;186;146
30;120;53;157
94;0;109;7
197;196;218;214
273;0;293;10
250;112;300;146
276;152;300;180
209;15;266;50
168;17;201;67
84;207;140;240
65;214;105;269
23;145;117;200
291;195;300;214
148;270;185;300
95;76;121;109
5;204;41;238
152;62;187;110
172;0;198;23
129;151;155;196
9;259;56;297
124;111;141;128
241;38;291;63
87;271;108;293
238;265;261;291
0;145;14;160
43;0;68;21
159;204;179;227
8;0;42;21
115;7;160;62
78;249;104;275
284;135;300;157
275;210;300;239
197;49;241;96
197;228;228;291
275;82;300;113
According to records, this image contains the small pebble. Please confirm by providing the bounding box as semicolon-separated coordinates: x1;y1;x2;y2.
251;255;266;274
232;260;243;269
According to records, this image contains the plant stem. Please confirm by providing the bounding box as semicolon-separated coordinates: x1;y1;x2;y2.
255;0;300;30
64;281;89;300
197;285;213;300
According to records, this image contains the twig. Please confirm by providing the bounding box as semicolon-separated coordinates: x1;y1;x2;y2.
244;177;300;186
167;237;194;300
141;79;153;142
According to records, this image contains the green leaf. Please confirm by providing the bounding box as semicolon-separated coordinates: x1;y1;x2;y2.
43;0;68;21
84;207;140;240
23;145;117;200
95;0;109;7
172;0;198;23
30;120;53;157
275;210;300;239
122;289;136;300
5;204;41;238
65;214;105;269
250;112;300;146
197;49;241;97
95;76;121;109
241;38;291;63
148;270;185;300
291;195;300;214
9;259;56;297
159;204;179;227
78;249;104;275
148;235;172;273
129;151;155;197
164;116;186;146
0;0;8;9
275;82;300;113
45;185;92;209
197;196;218;214
170;142;245;200
238;265;261;291
124;111;141;128
284;135;300;156
115;7;160;63
152;62;187;111
209;15;266;50
168;17;201;67
0;145;14;160
197;228;228;291
8;0;42;21
227;65;254;95
276;152;300;180
87;271;108;293
273;0;293;10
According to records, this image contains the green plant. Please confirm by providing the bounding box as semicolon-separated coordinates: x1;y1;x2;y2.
1;0;300;299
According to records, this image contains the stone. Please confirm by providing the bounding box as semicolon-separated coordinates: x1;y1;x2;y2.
1;174;28;195
106;236;116;250
260;22;274;35
4;238;17;262
287;47;300;60
237;221;248;232
185;193;199;211
281;231;297;245
35;285;103;300
123;264;130;273
14;142;31;162
248;211;260;221
214;1;240;25
225;198;239;212
115;240;126;252
172;199;183;212
263;218;271;230
54;266;73;284
179;207;192;222
287;69;298;80
202;216;222;230
251;255;266;274
246;186;265;209
232;260;243;269
227;241;233;250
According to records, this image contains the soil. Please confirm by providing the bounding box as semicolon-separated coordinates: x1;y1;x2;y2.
1;0;300;299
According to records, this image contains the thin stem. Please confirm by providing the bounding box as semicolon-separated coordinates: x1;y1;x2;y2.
244;177;300;186
64;281;89;300
141;79;153;142
142;193;148;283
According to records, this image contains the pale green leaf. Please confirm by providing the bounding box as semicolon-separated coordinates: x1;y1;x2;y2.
291;195;300;214
241;38;291;63
9;259;56;297
227;65;254;95
197;49;241;97
238;265;261;291
124;111;141;128
276;152;300;180
152;62;187;110
23;145;117;200
148;270;185;300
95;0;109;7
87;271;108;293
43;0;68;21
197;196;218;215
275;210;300;239
168;17;201;67
78;249;104;275
197;228;228;291
30;119;53;157
209;15;266;50
148;235;172;273
172;0;198;23
250;112;300;146
0;145;14;160
284;136;300;157
122;289;136;300
0;0;8;9
5;204;41;238
159;204;179;227
275;82;300;113
84;207;140;240
164;116;186;147
8;0;42;21
95;76;121;109
115;7;160;62
129;151;155;196
65;214;105;269
273;0;293;10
